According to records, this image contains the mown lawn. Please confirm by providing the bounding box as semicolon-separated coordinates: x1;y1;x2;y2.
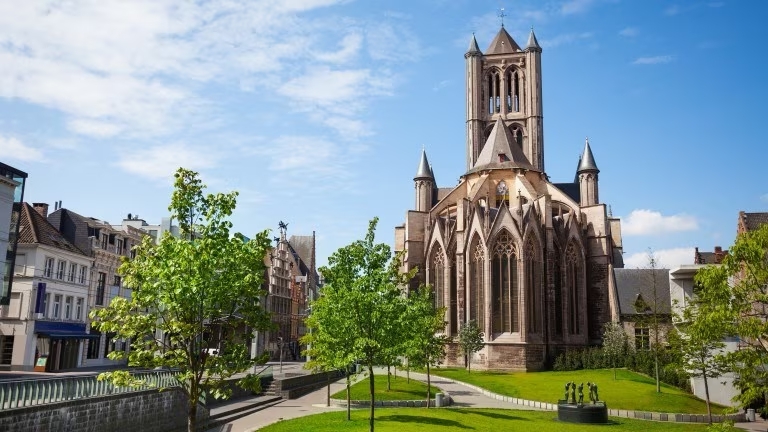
428;368;728;414
259;408;719;432
331;373;436;401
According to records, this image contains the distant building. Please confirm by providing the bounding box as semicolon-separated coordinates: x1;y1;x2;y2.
47;206;144;367
610;268;672;350
117;214;179;243
0;203;93;371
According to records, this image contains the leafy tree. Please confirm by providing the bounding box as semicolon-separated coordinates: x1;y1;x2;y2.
302;276;359;420
633;250;667;393
90;168;272;432
458;319;484;374
309;217;414;432
694;224;768;411
601;321;629;380
403;285;447;407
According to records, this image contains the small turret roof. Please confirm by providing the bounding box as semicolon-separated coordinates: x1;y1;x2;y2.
525;28;541;51
468;117;534;173
577;138;599;173
415;148;434;180
466;33;482;56
486;27;521;54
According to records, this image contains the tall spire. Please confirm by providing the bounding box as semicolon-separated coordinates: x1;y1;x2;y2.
469;117;534;173
525;27;541;51
466;33;482;57
577;137;599;173
415;148;434;180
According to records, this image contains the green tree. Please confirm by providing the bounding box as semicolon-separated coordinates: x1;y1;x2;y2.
403;285;447;407
633;250;666;393
694;224;768;411
90;168;272;432
602;321;629;380
302;276;359;420
309;218;413;432
458;319;484;374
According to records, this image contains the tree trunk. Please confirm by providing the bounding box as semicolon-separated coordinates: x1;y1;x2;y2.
188;383;197;432
387;365;391;391
326;373;331;406
654;348;660;393
346;369;351;421
704;372;712;424
368;364;375;432
468;355;472;374
426;362;431;409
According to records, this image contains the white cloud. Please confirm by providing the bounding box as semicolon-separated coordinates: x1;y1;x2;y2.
0;136;44;162
619;27;638;37
115;143;219;181
314;32;363;64
622;209;698;235
624;247;694;269
632;55;674;65
560;0;597;15
433;80;451;91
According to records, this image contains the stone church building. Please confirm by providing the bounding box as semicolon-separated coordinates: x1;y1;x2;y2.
395;26;625;370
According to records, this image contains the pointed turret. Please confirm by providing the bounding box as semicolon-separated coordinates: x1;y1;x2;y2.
414;148;435;212
577;138;600;206
486;27;522;55
465;33;482;57
577;138;599;174
525;28;541;52
415;148;434;180
468;118;535;173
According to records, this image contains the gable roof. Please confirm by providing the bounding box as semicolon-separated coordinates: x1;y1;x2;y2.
468;117;534;174
613;268;671;315
739;211;768;232
17;203;86;256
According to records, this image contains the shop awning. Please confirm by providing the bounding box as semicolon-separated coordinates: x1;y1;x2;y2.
41;332;101;339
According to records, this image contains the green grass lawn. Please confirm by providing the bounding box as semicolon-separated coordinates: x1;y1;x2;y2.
428;368;727;414
259;408;719;432
332;373;436;401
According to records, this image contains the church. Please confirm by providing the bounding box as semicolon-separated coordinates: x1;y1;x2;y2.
394;25;625;370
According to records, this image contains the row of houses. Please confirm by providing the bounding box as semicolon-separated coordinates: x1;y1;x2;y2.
0;162;319;371
609;210;766;407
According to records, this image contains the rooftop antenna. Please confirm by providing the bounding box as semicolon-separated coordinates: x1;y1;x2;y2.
498;7;507;27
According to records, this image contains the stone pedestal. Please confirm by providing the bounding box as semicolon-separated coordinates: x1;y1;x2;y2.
557;400;608;424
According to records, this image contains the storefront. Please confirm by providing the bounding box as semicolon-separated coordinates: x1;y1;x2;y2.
34;321;98;372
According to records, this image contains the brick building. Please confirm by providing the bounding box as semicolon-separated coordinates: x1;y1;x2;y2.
394;26;624;370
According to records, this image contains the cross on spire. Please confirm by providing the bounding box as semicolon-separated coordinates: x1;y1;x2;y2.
498;7;507;27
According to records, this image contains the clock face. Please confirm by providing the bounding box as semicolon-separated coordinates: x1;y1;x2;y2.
496;181;508;195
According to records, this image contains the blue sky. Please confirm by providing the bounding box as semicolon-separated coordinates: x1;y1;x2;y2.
2;0;766;269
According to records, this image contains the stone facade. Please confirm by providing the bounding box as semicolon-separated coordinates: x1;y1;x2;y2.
394;26;624;370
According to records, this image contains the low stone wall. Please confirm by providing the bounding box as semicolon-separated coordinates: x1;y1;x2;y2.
0;388;209;432
330;397;447;408
275;370;345;399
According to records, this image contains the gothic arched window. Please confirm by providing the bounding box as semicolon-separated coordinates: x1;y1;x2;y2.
526;239;540;333
566;242;581;335
429;245;445;310
449;245;458;335
553;244;563;336
487;70;501;114
510;126;524;149
492;231;518;333
506;69;521;112
469;238;485;332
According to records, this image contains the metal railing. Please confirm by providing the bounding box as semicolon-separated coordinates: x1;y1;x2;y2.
0;365;274;410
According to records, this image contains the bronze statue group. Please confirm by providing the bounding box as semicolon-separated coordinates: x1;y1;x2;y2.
564;381;599;405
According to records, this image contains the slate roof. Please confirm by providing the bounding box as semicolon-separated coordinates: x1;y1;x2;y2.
466;33;481;55
525;28;541;51
486;27;521;54
577;138;599;173
468;117;535;174
287;235;319;281
740;212;768;232
553;182;580;203
613;268;671;315
415;148;433;180
17;203;86;256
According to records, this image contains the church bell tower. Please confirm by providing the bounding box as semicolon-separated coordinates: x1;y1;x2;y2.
465;27;544;172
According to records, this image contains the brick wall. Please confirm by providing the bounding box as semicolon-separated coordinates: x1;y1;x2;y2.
0;388;208;432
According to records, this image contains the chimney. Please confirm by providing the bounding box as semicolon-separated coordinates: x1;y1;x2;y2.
32;203;49;218
714;246;722;253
